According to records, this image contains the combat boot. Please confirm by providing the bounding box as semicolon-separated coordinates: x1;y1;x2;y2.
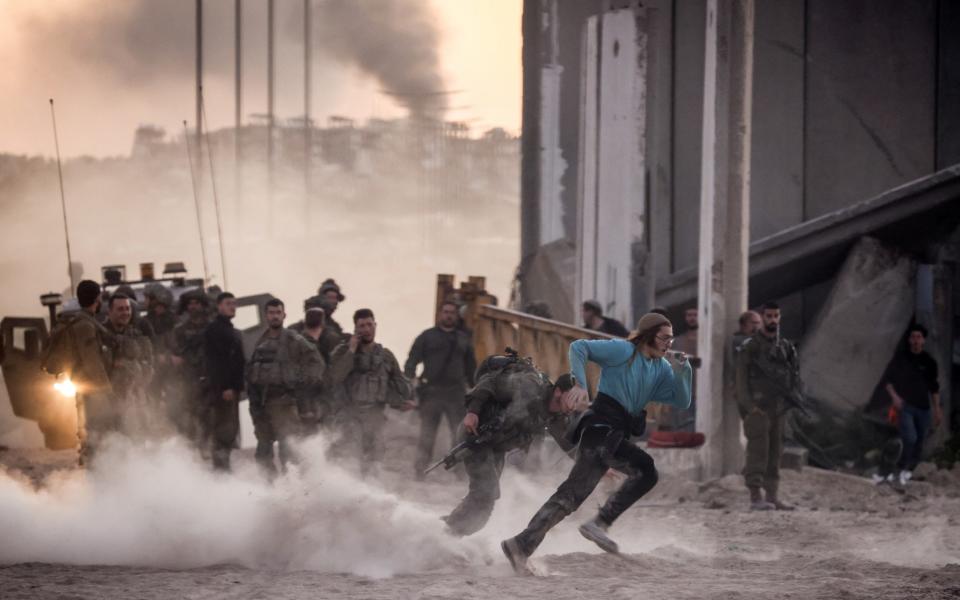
766;493;795;511
578;515;619;554
501;537;531;575
749;487;774;511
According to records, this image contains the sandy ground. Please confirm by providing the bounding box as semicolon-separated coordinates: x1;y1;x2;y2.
1;412;959;600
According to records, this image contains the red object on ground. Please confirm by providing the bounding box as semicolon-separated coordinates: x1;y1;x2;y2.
647;430;706;448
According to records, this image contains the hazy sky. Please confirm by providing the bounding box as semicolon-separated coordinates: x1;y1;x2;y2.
0;0;522;158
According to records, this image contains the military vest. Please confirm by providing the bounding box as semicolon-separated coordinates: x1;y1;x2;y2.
343;344;394;408
247;330;303;390
742;334;799;403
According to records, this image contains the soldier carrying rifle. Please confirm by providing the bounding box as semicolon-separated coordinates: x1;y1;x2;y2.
736;301;803;511
436;348;582;537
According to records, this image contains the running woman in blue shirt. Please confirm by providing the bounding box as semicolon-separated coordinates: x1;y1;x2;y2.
501;312;693;572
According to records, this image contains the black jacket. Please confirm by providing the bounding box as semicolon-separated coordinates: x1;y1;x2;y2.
204;314;246;394
404;326;477;387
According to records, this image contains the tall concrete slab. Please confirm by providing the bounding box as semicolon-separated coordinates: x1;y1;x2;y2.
576;7;648;327
671;0;706;273
800;237;917;413
749;0;804;239
644;0;675;296
696;0;753;479
805;0;936;218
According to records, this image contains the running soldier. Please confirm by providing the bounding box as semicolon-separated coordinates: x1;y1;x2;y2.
439;350;580;536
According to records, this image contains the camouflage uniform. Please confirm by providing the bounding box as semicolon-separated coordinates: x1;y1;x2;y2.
246;329;325;472
143;291;177;405
328;341;411;475
288;322;342;429
444;364;571;536
62;310;114;465
172;313;211;443
736;332;800;498
103;320;154;436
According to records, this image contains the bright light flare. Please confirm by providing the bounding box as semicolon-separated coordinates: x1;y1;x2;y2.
53;376;77;398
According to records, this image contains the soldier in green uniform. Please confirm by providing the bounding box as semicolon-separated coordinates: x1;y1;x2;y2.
246;298;326;474
171;290;211;445
735;301;798;511
60;280;114;466
328;308;414;476
317;279;346;337
103;293;154;435
143;284;177;405
441;353;579;537
290;305;341;431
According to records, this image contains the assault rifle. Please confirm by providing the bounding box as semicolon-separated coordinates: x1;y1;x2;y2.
423;413;506;475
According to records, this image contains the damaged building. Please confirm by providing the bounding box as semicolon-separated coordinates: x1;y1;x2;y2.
517;0;960;470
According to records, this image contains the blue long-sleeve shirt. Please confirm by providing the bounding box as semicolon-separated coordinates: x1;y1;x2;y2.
569;339;692;417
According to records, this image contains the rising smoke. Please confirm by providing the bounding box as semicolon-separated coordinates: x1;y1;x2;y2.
10;0;446;118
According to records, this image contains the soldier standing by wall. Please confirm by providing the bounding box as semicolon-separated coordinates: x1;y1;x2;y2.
247;298;325;474
203;292;246;471
328;308;414;476
405;300;477;479
171;290;211;446
102;294;154;436
736;301;799;511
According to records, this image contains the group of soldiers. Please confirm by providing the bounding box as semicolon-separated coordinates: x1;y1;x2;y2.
56;272;809;571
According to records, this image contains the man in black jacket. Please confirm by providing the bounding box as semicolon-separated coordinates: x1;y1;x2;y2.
203;292;246;470
405;301;477;478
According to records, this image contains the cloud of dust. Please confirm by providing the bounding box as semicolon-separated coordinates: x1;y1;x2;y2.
0;435;489;576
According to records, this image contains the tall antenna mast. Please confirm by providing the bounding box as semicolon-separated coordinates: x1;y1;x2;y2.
235;0;243;215
196;0;203;151
49;99;75;292
267;0;276;231
201;89;229;290
183;120;210;285
304;0;312;202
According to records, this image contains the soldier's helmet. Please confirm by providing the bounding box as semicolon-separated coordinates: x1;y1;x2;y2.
144;283;174;308
317;278;345;301
178;289;210;315
303;294;326;311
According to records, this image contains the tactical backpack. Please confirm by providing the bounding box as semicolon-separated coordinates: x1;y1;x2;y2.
41;314;80;376
474;347;540;381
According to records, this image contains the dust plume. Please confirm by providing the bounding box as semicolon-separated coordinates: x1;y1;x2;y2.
0;435;484;575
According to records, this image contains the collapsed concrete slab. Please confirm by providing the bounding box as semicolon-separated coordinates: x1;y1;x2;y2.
800;236;916;413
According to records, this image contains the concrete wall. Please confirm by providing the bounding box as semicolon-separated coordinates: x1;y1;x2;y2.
750;0;805;239
576;8;647;327
670;0;706;273
804;0;936;218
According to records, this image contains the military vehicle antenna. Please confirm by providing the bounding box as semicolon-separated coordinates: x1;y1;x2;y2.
200;89;229;289
48;99;75;292
183;119;211;284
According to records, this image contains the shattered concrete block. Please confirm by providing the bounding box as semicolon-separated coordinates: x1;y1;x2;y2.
800;237;916;412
